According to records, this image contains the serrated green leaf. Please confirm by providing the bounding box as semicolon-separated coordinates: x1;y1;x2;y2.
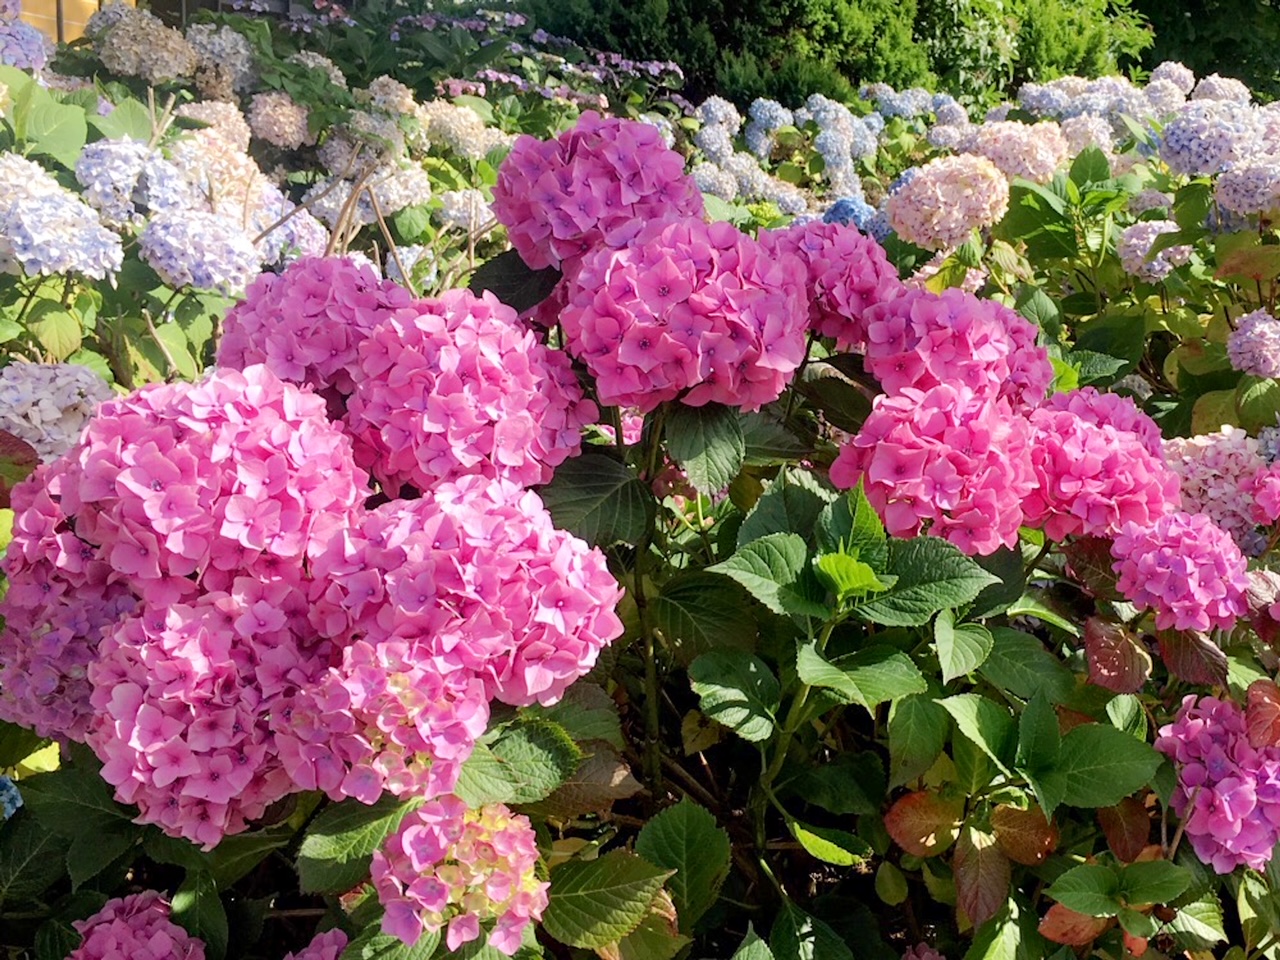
935;609;994;683
708;532;827;618
813;553;888;600
1047;863;1123;917
853;537;999;627
796;643;926;712
979;628;1075;703
688;650;779;742
939;694;1015;773
1040;724;1162;809
172;872;228;960
340;920;440;960
815;481;887;570
769;900;852;960
785;752;885;815
888;695;950;788
455;719;583;807
1120;861;1190;907
0;810;66;906
67;828;134;890
665;403;746;494
635;799;731;931
738;470;832;547
789;821;871;866
87;98;152;141
296;795;420;894
0;721;45;768
731;925;776;960
468;248;562;313
27;302;82;361
1164;894;1226;950
1015;692;1061;809
651;571;757;665
523;684;623;750
19;764;135;838
542;850;673;949
539;453;653;546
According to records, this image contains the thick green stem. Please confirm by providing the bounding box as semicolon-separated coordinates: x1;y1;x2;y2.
759;619;838;793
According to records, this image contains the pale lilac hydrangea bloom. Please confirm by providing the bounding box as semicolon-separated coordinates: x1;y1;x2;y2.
830;383;1037;556
248;91;315;150
0;362;114;462
75;138;199;228
961;120;1068;184
1160;100;1259;176
138;210;260;294
69;892;205;960
373;796;548;955
0;15;52;70
1192;73;1252;103
1111;511;1249;633
1151;61;1196;95
1156;696;1280;873
560;217;808;413
885;154;1009;251
1217;158;1280;217
346;289;596;494
492;111;704;271
1117;219;1192;282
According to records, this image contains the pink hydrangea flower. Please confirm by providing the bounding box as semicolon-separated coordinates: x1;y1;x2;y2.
492;110;704;271
829;383;1036;555
903;946;947;960
1040;386;1164;457
346;289;596;495
1111;512;1249;633
757;219;904;351
284;929;349;960
1250;463;1280;526
372;795;549;956
69;892;205;960
885;154;1009;251
217;255;420;401
1156;696;1280;873
1023;404;1180;541
861;287;1051;409
560;217;809;413
1165;426;1269;554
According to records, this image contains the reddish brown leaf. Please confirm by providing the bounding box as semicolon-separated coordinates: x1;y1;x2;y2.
0;429;38;510
1248;571;1280;648
1122;929;1149;958
991;804;1058;866
1039;904;1112;946
1098;798;1151;863
883;790;963;858
1248;679;1280;748
1063;537;1123;600
1084;617;1152;694
1157;629;1228;686
1057;708;1095;734
954;826;1010;929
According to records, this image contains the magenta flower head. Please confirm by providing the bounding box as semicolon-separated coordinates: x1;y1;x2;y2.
1111;511;1249;633
861;287;1052;409
560;217;809;413
217;255;421;401
830;383;1036;556
758;219;905;352
1156;696;1280;873
492;110;704;271
284;929;349;960
346;288;596;496
69;891;205;960
372;796;549;956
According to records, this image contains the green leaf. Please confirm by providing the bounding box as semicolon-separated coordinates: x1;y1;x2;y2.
979;628;1075;703
688;650;780;742
172;872;228;960
539;453;653;547
27;302;82;361
20;764;135;838
1015;692;1061;780
788;821;871;866
651;572;757;666
524;684;623;750
665;403;746;495
1047;863;1123;917
0;720;45;768
1015;286;1062;339
738;470;833;547
796;643;926;712
1120;861;1191;907
468;248;562;313
813;553;889;601
1040;724;1162;809
769;900;852;960
87;98;153;141
935;609;994;683
708;532;826;618
888;695;950;788
635;799;731;931
0;810;66;906
731;926;776;960
205;826;294;888
24;94;87;168
455;719;582;806
938;694;1015;773
853;537;999;627
1164;895;1226;951
296;794;420;894
67;828;134;890
153;322;197;379
1069;147;1111;187
541;850;673;949
1237;376;1280;433
815;481;888;571
0;430;38;510
785;752;885;815
340;921;440;960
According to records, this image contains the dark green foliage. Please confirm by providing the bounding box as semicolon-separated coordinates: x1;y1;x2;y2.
1135;0;1280;100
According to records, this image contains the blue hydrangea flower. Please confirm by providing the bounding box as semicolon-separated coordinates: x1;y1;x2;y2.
0;17;52;70
748;98;793;131
139;210;260;293
0;776;21;820
1160;100;1259;176
75;139;199;228
823;196;876;231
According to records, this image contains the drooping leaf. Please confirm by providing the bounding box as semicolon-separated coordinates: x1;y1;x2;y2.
1119;861;1191;907
635;799;730;932
788;821;871;867
785;752;885;816
651;572;757;665
1247;679;1280;748
541;850;673;949
1084;618;1152;694
665;403;746;495
888;695;950;788
1157;630;1228;686
991;805;1057;866
769;900;853;960
954;827;1011;928
938;694;1016;773
524;743;641;820
0;431;38;510
1098;798;1152;863
172;872;228;960
296;795;420;894
796;643;926;713
688;651;780;742
1038;904;1111;947
539;453;653;547
454;720;582;807
934;609;994;684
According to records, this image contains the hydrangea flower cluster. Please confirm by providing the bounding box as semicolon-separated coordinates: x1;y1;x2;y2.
1215;156;1280;217
218;255;421;400
1227;309;1280;378
861;287;1052;409
885;154;1009;251
1040;386;1165;457
1192;73;1253;103
176;100;252;153
0;154;123;280
1165;427;1270;554
560;217;808;413
302;163;433;228
94;4;198;84
372;795;549;955
1156;696;1280;872
1159;100;1259;176
417;99;514;161
831;384;1035;555
248;92;315;150
960;121;1068;184
69;892;206;960
1111;511;1249;633
284;931;350;960
0;362;114;462
493;111;704;271
0;775;21;820
1117;220;1192;282
75;138;198;228
185;22;256;92
903;946;947;960
0;13;52;70
437;189;489;230
758;220;904;351
139;211;260;294
347;290;595;493
1151;61;1196;95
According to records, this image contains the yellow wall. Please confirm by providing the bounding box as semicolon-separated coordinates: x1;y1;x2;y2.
20;0;134;44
